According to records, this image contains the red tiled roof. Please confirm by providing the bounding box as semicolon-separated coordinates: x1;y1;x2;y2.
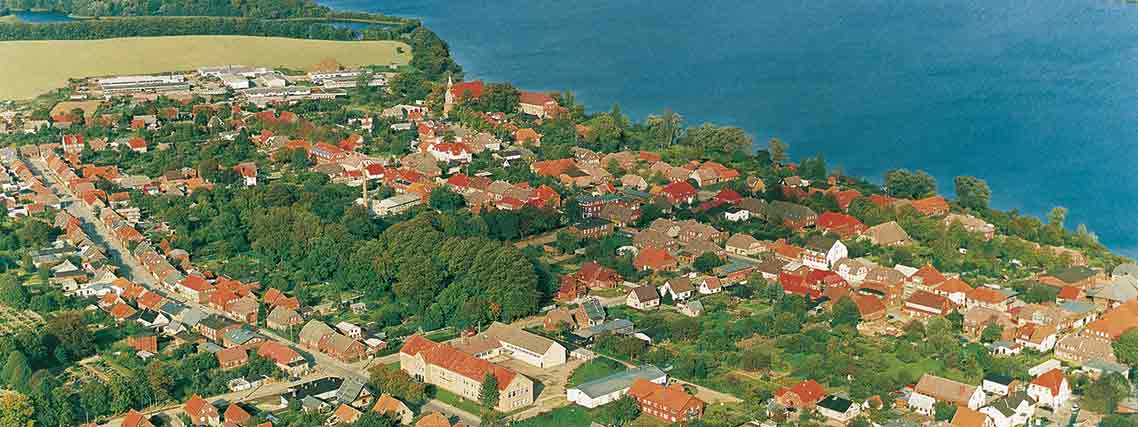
967;287;1006;304
450;80;485;100
661;181;696;200
180;275;211;292
913;264;946;286
634;246;675;270
109;303;137;320
937;278;973;294
1031;369;1066;397
184;394;218;419
257;341;301;364
519;91;555;106
911;196;950;215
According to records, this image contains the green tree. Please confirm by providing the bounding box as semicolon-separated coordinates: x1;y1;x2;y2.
594;395;641;427
0;391;34;427
428;187;465;212
885;169;937;199
2;351;31;392
353;411;396;427
934;401;957;421
768;138;789;163
1084;373;1130;413
0;275;28;309
954;176;991;210
479;373;500;411
46;311;94;360
831;296;861;328
693;252;725;273
981;322;1004;344
1113;330;1138;368
78;380;109;419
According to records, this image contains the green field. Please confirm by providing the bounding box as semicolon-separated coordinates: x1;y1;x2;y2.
0;35;412;99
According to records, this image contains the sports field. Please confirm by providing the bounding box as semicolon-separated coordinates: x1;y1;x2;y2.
0;35;412;99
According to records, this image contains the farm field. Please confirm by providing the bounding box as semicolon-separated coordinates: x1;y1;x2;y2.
0;35;412;99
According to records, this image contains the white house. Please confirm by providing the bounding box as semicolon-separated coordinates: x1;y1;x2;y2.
981;374;1015;397
335;322;363;339
802;236;847;271
816;395;861;424
658;277;695;301
834;258;874;284
724;208;750;222
627;286;660;311
567;366;666;408
909;374;985;415
697;277;723;295
1026;369;1070;409
980;392;1036;427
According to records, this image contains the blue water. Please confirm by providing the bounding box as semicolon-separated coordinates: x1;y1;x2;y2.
12;11;76;23
320;0;1138;257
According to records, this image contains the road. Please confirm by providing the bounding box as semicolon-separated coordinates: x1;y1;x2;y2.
29;158;483;425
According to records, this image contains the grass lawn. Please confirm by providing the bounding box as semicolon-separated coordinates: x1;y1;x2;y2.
513;406;595;427
432;389;486;417
568;357;627;387
0;35;412;99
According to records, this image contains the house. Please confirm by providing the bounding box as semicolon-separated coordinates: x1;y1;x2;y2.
633;246;677;271
698;277;724;295
952;407;994;427
1086;300;1138;340
627;378;705;423
678;301;704;317
627;286;660;310
909;374;985;415
817;212;867;239
399;336;534;411
122;409;156;427
936;278;974;306
224;404;252;427
911;196;950;216
569;218;615;239
372;394;414;425
774;380;827;409
982;374;1018;397
659;277;696;301
980;392;1035;427
416;412;454;427
267;306;303;331
945;213;996;240
518;91;558;118
725;233;765;256
1027;369;1070;409
802;236;847;271
967;287;1013;311
184;394;221;426
572;262;623;289
1055;334;1116;364
327;404;362;426
257;341;309;377
544;308;577;331
567;365;667;408
904;291;954;318
1015;324;1057;353
660;181;696;205
816;395;861;424
216;346;248;370
451;322;567;368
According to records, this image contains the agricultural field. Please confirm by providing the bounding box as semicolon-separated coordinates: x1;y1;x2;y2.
0;35;413;99
0;303;45;336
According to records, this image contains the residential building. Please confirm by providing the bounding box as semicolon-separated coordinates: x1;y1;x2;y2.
774;380;827;409
658;277;696;301
816;395;861;424
1027;369;1070;409
627;286;660;310
909;374;985;415
980;392;1036;427
802;236;847;271
184;394;220;426
627;378;704;423
904;290;954;318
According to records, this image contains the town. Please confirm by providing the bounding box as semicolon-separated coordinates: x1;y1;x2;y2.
0;43;1134;427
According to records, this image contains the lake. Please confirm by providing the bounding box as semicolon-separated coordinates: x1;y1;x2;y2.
12;11;76;23
320;0;1138;257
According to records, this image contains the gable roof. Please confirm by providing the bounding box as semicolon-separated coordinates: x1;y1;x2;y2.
1030;369;1066;397
914;374;977;406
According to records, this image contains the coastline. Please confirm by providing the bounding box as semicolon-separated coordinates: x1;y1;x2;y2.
318;0;1138;258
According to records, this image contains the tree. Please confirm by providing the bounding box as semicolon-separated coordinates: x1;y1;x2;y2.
1047;207;1068;229
428;187;465;212
763;283;784;302
0;276;28;309
800;153;828;181
831;296;861;328
353;411;396;427
46;311;95;360
885;169;937;199
2;351;31;392
645;110;683;148
595;395;641;427
1114;330;1138;368
768;138;789;163
934;401;957;421
1084;373;1130;413
479;373;500;411
78;380;109;420
693;252;725;273
981;322;1004;344
366;364;426;404
954;176;991;210
0;391;34;427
